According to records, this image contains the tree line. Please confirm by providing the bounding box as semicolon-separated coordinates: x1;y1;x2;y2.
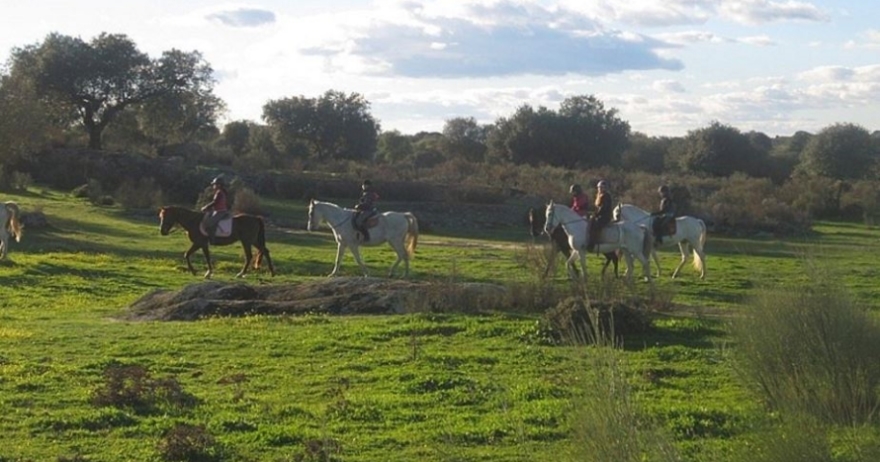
1;32;879;190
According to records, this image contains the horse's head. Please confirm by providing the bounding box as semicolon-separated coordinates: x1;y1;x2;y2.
307;199;318;231
527;207;545;237
158;207;174;235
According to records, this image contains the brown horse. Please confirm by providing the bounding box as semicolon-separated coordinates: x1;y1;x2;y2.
527;207;618;279
158;206;275;278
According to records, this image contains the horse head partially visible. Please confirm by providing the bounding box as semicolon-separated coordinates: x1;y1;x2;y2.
527;207;546;237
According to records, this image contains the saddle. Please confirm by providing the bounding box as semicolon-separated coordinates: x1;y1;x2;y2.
200;214;233;238
654;217;676;238
353;212;380;242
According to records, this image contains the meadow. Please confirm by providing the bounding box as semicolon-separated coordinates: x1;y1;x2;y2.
1;187;879;461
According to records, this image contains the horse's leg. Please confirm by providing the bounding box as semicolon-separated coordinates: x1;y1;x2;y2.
578;249;588;282
182;243;201;276
329;242;346;277
0;234;6;259
201;245;213;279
564;251;579;280
388;240;407;278
349;244;370;277
638;252;652;284
236;242;253;278
671;242;689;279
623;251;634;282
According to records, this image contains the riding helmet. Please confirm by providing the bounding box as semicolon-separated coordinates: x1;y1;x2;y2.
597;180;608;189
362;180;372;190
211;176;225;186
569;184;582;195
658;185;669;194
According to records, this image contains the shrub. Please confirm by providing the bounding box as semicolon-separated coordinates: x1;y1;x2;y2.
91;364;197;414
729;274;880;426
538;297;652;345
115;177;164;209
567;343;680;462
157;423;222;462
233;187;262;215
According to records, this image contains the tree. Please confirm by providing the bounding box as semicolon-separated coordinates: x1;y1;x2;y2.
376;130;414;164
262;90;380;162
486;95;629;168
221;121;252;157
680;121;766;177
8;33;218;150
558;95;630;168
798;123;877;180
441;117;489;162
621;132;669;173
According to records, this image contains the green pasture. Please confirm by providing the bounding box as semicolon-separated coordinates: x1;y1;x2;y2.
1;188;879;461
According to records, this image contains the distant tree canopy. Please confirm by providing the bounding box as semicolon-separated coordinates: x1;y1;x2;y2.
487;95;630;168
442;117;490;163
6;32;219;150
262;90;380;162
797;123;879;180
680;121;768;177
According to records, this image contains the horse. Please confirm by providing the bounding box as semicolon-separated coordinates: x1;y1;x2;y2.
544;201;652;283
158;206;275;279
613;203;706;279
307;199;418;278
527;207;619;278
1;201;23;259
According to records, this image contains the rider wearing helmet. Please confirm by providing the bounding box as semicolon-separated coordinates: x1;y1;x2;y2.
651;185;676;245
201;176;230;244
569;184;590;217
354;180;380;241
588;180;613;252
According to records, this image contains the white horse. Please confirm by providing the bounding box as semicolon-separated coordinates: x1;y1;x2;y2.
613;203;706;279
307;199;419;278
1;201;23;259
544;201;652;283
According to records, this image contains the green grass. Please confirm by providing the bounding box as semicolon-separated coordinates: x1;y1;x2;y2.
2;188;880;461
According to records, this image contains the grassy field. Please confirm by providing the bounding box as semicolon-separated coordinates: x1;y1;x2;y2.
1;188;879;461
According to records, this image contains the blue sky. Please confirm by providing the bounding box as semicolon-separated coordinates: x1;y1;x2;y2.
1;0;878;137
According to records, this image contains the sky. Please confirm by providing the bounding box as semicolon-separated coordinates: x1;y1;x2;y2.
1;0;878;138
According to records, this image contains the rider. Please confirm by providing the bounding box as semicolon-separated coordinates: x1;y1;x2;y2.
201;176;230;244
587;180;613;253
569;184;590;217
651;185;676;245
354;180;379;241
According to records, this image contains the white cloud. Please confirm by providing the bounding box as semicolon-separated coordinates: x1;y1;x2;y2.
738;35;776;46
300;0;683;78
652;79;686;93
720;0;830;26
206;8;276;27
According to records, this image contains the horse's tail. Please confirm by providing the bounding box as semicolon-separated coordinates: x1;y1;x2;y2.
692;219;707;274
254;217;267;269
5;202;22;242
404;213;419;258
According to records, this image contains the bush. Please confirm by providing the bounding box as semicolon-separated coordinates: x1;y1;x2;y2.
115;177;164;209
567;343;680;462
157;423;222;462
91;363;198;415
729;274;880;426
233;187;262;215
538;297;652;345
